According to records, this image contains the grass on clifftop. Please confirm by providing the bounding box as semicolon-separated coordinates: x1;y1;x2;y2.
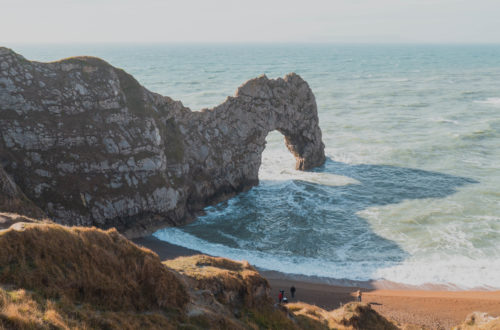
164;254;269;308
0;224;187;311
287;301;399;330
0;222;188;329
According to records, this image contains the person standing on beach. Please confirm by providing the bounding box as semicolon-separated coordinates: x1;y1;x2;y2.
356;290;362;302
278;290;283;303
290;286;296;299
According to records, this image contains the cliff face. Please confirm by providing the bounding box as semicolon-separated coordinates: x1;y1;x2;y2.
0;47;325;236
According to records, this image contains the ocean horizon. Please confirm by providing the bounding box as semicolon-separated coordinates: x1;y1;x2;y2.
10;43;500;290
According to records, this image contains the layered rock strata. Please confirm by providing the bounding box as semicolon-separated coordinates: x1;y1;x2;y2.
0;47;325;236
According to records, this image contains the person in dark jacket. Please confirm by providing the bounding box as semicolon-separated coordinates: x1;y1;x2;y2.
290;286;296;298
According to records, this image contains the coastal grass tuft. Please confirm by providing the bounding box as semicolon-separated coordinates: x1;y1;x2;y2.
164;255;269;308
240;306;304;330
287;301;399;330
453;312;500;330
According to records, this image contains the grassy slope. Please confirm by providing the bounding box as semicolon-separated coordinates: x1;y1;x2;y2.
0;222;187;329
0;222;296;329
0;219;423;329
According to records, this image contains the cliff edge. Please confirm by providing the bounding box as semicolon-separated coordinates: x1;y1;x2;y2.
0;47;325;236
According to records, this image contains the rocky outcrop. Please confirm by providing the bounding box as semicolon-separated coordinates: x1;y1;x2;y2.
0;47;325;236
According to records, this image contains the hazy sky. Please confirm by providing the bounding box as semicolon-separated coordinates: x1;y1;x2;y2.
1;0;500;43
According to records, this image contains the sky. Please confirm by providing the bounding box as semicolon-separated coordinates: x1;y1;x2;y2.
1;0;500;44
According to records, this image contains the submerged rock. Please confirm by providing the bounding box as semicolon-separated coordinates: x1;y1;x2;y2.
0;47;325;236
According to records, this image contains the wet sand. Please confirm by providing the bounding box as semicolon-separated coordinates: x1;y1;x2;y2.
134;235;500;329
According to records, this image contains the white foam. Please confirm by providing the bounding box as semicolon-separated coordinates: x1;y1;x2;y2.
375;256;500;289
474;97;500;106
154;228;500;290
258;133;360;186
259;169;360;187
154;228;394;281
429;117;459;125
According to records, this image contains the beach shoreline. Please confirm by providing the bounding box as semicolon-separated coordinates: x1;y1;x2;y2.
134;235;500;329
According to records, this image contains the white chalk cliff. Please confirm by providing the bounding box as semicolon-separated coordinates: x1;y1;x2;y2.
0;47;325;236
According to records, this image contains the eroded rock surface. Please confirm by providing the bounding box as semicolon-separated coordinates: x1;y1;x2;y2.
0;47;325;237
0;164;46;218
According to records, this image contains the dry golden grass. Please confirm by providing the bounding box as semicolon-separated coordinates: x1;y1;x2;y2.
0;285;180;330
165;255;270;308
0;288;46;329
164;254;251;276
0;222;297;329
332;302;399;330
287;301;399;330
452;312;500;330
0;223;187;311
0;212;50;230
0;223;192;329
287;302;335;329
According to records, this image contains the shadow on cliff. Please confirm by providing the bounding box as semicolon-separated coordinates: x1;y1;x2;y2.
156;157;478;286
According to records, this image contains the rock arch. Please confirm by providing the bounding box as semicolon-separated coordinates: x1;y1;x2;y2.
181;74;326;210
0;47;325;236
235;73;325;171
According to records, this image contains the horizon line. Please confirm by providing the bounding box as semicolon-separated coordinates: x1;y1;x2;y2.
3;41;500;46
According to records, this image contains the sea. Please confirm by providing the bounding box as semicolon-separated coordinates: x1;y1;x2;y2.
10;43;500;290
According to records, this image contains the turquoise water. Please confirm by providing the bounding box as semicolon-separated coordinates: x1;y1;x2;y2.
10;44;500;289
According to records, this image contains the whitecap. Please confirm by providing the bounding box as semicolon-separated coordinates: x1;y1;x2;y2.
474;97;500;106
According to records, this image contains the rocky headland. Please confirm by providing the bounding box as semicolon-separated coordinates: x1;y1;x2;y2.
0;47;325;237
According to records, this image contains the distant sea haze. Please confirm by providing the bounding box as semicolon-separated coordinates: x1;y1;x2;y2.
15;44;500;290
